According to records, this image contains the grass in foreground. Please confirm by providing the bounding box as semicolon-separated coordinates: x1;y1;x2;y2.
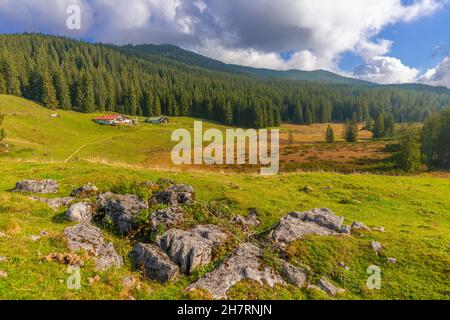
0;160;449;300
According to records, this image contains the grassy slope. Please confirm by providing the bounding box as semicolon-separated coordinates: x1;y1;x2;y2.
0;95;228;167
0;95;449;300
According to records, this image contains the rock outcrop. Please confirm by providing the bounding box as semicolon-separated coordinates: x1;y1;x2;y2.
66;202;93;223
14;180;58;194
150;206;184;231
63;224;123;271
131;243;179;283
30;196;75;210
281;261;308;288
187;243;284;299
153;184;195;206
71;184;98;198
232;208;260;231
105;195;149;235
317;277;345;296
157;225;227;274
351;221;371;232
269;208;344;248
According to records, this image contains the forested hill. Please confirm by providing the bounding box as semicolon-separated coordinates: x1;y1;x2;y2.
124;44;374;86
1;33;450;128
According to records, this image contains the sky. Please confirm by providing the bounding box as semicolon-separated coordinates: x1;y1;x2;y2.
1;0;450;87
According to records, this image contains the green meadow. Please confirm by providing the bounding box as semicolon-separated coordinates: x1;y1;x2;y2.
0;95;449;300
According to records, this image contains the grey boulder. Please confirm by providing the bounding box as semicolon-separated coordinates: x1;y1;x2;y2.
66;202;93;223
351;221;371;232
131;243;179;283
105;194;149;235
269;208;344;248
281;261;308;287
14;179;58;194
30;196;75;210
63;224;123;270
71;184;98;197
153;184;195;206
157;225;227;274
317;277;345;296
150;206;184;231
187;243;284;299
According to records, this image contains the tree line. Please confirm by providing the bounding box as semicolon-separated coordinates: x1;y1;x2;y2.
1;34;450;128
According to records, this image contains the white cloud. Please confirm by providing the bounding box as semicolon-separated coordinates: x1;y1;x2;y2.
353;56;420;84
0;0;447;84
420;55;450;87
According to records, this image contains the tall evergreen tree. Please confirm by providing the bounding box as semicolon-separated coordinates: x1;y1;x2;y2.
325;124;335;143
373;114;385;138
344;120;358;143
397;126;422;173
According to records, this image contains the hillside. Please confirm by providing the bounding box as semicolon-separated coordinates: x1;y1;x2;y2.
125;44;374;86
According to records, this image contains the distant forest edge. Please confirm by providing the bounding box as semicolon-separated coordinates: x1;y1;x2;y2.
1;33;450;128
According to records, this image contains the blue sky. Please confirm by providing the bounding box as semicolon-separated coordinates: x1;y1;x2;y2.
340;2;450;73
0;0;449;86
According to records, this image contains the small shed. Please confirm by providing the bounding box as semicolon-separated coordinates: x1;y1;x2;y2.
145;116;169;125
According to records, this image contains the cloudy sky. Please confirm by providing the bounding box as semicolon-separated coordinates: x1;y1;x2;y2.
1;0;450;86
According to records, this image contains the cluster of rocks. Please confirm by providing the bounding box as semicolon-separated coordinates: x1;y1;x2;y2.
13;178;391;299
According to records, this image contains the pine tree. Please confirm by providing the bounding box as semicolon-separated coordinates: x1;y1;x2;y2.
373;114;385;138
397;126;422;173
344;120;358;143
53;68;71;109
384;113;395;137
421;113;440;171
40;68;58;109
325;124;335;143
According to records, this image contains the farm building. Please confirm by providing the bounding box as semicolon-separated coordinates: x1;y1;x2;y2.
92;114;133;126
145;116;169;125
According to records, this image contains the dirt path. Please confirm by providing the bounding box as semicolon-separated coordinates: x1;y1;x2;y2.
63;143;92;163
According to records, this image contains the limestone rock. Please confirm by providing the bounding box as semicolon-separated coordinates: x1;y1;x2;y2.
351;221;371;232
232;208;261;231
96;192;116;209
317;277;345;296
71;184;98;198
0;270;7;278
150;206;184;231
153;184;195;206
14;179;58;194
371;241;382;255
66;202;93;223
157;225;227;274
131;243;179;283
63;224;123;270
373;226;386;233
30;196;75;210
269;209;343;248
388;257;397;264
281;261;308;287
0;256;7;263
187;243;284;299
105;194;149;235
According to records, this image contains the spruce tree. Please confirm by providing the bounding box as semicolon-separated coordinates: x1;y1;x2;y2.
325;124;335;143
373;114;385;138
40;68;58;109
344;120;358;143
397;126;422;173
